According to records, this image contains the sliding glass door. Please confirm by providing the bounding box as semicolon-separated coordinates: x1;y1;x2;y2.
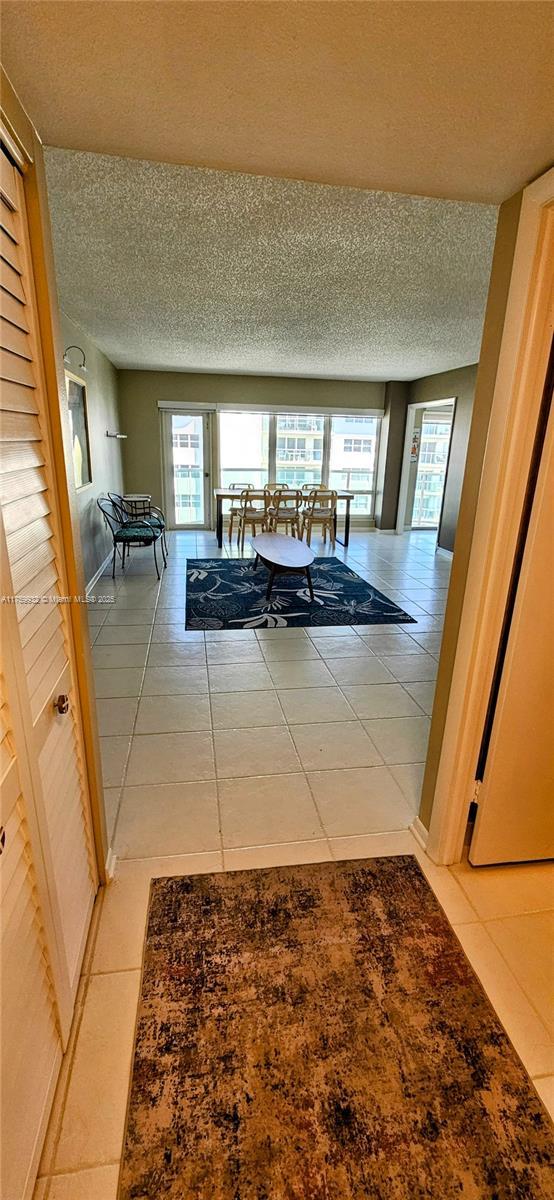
162;411;211;527
412;412;453;528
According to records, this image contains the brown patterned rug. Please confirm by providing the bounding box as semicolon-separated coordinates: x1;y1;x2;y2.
119;857;553;1199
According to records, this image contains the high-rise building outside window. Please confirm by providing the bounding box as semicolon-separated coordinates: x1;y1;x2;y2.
329;416;379;514
275;415;324;484
412;413;453;527
215;410;382;520
170;414;204;524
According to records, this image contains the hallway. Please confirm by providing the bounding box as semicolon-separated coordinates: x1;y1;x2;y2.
32;530;553;1197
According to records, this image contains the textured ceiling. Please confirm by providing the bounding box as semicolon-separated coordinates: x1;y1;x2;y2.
44;149;498;380
3;1;553;204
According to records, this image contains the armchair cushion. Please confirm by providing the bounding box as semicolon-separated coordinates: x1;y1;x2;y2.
115;523;158;542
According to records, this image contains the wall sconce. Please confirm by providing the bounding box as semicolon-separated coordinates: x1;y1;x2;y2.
63;345;87;373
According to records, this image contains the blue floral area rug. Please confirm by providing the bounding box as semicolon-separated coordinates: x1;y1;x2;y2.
185;557;416;630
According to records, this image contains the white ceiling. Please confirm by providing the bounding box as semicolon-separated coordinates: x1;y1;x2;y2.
3;2;553;204
45;148;498;381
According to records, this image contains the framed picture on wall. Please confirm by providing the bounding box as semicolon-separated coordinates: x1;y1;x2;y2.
65;371;92;489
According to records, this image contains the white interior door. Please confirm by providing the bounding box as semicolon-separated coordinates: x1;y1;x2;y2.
470;389;554;865
162;410;211;527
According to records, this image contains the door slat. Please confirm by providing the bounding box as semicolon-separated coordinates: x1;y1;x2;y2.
1;259;26;303
1;316;32;360
0;289;29;334
0;347;35;387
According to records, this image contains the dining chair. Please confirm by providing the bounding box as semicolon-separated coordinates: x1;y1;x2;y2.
108;492;169;557
266;488;303;538
97;496;166;579
236;488;269;553
227;482;253;543
301;488;338;548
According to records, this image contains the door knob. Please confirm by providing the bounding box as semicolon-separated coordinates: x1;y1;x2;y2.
53;694;70;715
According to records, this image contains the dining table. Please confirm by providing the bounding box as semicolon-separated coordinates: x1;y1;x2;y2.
213;488;355;548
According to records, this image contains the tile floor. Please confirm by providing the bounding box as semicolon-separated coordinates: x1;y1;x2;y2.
33;530;554;1198
92;528;447;859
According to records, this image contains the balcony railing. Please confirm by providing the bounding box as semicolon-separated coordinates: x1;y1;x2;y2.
277;419;324;433
329;469;374;490
276;450;322;464
220;468;268;487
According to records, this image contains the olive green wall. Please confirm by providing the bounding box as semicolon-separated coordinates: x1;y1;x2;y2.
374;369;477;535
409;363;478;552
117;370;385;507
61;314;124;585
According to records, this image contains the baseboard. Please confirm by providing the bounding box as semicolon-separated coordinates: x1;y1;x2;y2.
410;816;429;850
105;846;117;881
86;550;112;595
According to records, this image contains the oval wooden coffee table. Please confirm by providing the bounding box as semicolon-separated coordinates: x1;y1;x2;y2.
251;533;316;601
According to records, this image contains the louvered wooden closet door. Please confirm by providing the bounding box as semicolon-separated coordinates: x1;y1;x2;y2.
0;144;97;1055
0;661;62;1200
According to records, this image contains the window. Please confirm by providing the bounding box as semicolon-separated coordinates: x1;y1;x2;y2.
329;416;379;515
218;412;270;501
175;493;200;508
276;435;322;463
278;468;322;488
174;491;201;522
278;415;324;433
172;432;199;448
420;442;448;465
422;421;449;437
216;410;382;519
275;414;324;485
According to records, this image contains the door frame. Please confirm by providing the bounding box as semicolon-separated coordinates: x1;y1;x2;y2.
424;168;554;864
395;398;455;534
160;408;213;529
1;70;107;880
